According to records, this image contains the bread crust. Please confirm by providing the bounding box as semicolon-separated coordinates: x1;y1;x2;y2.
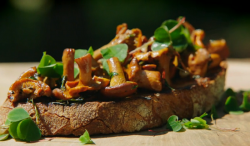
0;65;226;136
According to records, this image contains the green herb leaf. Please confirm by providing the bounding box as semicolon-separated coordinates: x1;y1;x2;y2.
224;96;241;113
200;112;208;118
161;20;183;40
5;119;11;126
100;44;128;63
109;72;118;78
79;130;95;145
88;46;94;56
181;118;189;124
239;92;250;111
154;25;172;43
102;59;109;74
38;52;56;67
75;47;94;59
74;66;80;79
0;134;9;141
183;113;209;129
37;63;63;78
37;52;63;78
9;121;20;139
172;34;188;52
17;118;41;142
75;49;88;59
166;115;182;132
7;107;30;122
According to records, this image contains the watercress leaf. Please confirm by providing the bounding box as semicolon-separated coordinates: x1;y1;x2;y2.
7;107;30;122
75;49;88;59
5;119;11;126
0;134;9;141
102;59;109;74
184;120;207;129
38;52;56;68
79;130;95;144
172;34;188;52
190;119;200;124
100;44;128;63
154;25;171;43
74;66;80;79
166;115;182;132
239;92;250;111
17;118;41;142
37;64;60;78
193;117;207;125
224;96;241;113
181;118;189;124
54;63;63;77
9;121;20;139
161;20;183;40
88;46;94;56
151;42;171;51
200;112;208;118
184;121;193;128
37;52;63;78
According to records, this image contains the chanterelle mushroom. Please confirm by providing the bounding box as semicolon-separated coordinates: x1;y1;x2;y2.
187;48;210;77
62;48;75;81
191;29;205;48
126;58;162;91
8;78;51;102
52;53;109;100
93;23;144;61
133;47;174;86
207;39;229;60
101;57;138;98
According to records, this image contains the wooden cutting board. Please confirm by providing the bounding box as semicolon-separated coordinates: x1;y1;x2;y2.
0;59;250;146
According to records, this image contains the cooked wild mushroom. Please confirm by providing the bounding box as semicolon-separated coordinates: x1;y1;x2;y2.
93;23;144;61
101;57;138;98
52;53;109;100
8;78;51;102
18;66;37;79
187;48;210;77
207;39;229;60
126;58;162;91
62;48;75;81
191;29;206;48
133;47;174;86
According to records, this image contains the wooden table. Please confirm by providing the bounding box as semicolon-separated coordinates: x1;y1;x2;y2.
0;59;250;146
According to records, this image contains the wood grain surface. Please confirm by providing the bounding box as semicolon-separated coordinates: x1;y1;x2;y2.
0;59;250;146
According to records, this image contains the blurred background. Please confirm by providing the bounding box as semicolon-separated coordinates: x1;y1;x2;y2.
0;0;250;62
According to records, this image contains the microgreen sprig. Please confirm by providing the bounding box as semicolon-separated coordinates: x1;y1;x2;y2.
166;112;209;132
0;107;41;142
79;130;95;145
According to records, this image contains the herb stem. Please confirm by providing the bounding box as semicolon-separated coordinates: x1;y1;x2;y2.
129;17;186;55
169;17;186;33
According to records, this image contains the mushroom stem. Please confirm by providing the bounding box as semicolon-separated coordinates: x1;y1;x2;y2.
62;48;75;81
75;53;93;85
101;57;138;98
191;29;205;48
107;57;126;86
127;58;162;91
